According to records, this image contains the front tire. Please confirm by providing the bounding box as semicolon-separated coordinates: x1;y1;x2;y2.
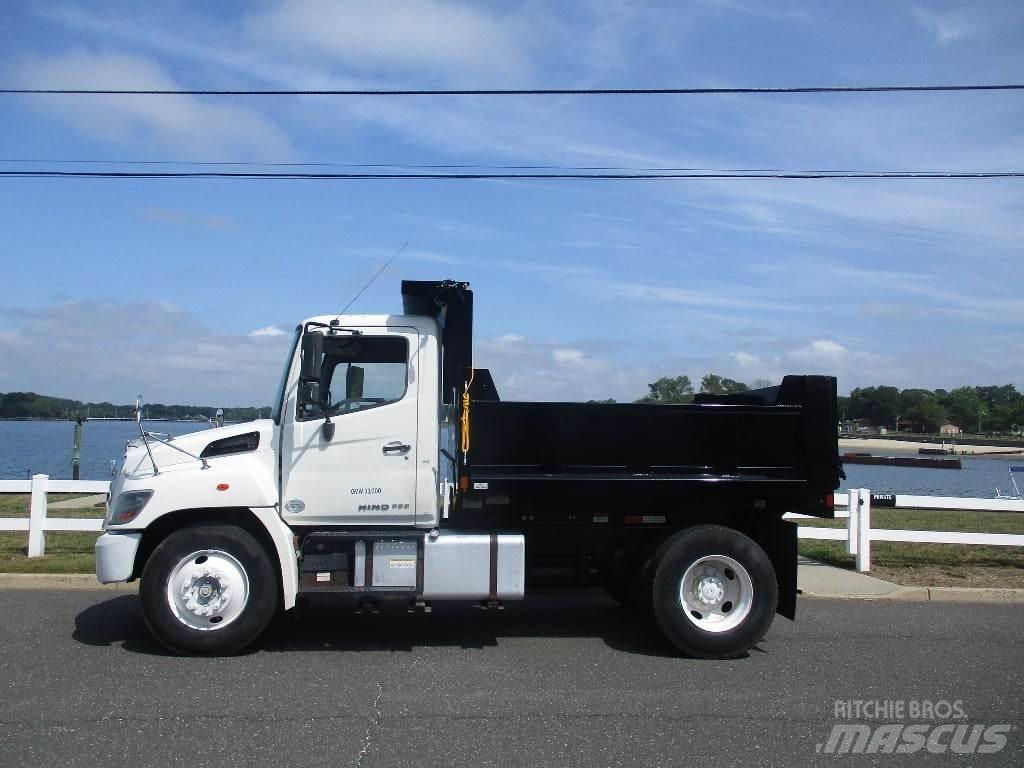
650;525;777;658
141;525;278;655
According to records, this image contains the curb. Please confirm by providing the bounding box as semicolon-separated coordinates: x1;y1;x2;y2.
801;586;1024;603
0;573;138;591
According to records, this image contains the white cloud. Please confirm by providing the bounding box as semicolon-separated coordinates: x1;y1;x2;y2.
609;280;804;313
732;351;760;368
476;334;636;401
911;6;981;43
789;339;848;362
249;326;287;338
244;0;529;79
552;348;605;371
333;246;463;266
15;51;293;158
0;301;291;405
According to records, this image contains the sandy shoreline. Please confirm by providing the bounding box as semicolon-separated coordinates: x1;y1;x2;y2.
839;437;1024;458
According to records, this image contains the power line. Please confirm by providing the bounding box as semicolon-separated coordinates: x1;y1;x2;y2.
2;84;1022;97
4;159;1006;174
1;170;1020;180
0;158;721;171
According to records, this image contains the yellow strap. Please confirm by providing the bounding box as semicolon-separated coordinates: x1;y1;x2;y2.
460;369;476;455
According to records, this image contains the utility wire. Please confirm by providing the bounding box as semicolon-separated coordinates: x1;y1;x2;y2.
1;170;1020;180
0;158;724;171
1;159;1008;174
2;84;1022;96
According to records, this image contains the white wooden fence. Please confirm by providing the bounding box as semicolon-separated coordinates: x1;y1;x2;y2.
1;476;1023;570
0;475;108;556
786;489;1024;572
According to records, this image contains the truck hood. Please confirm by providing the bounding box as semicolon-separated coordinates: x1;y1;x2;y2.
123;419;275;478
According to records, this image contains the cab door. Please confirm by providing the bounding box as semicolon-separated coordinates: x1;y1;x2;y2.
280;327;419;526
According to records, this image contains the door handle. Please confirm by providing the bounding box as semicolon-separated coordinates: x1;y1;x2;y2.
382;441;411;455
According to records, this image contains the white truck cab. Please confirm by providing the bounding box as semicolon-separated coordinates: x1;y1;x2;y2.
278;314;444;528
96;290;514;655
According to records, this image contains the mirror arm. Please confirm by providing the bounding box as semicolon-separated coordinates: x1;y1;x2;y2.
134;395;159;475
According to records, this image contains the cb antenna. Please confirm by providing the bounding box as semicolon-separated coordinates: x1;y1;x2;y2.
339;242;408;316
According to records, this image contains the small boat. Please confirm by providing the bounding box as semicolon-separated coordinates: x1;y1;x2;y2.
995;466;1024;500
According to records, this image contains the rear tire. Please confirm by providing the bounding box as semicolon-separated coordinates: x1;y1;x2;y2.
649;525;777;658
141;525;278;655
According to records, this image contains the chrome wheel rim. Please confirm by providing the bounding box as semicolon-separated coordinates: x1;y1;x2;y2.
166;550;249;631
678;554;753;633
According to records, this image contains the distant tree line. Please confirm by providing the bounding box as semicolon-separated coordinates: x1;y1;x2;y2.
587;376;1024;435
839;385;1024;434
0;392;271;422
589;373;769;405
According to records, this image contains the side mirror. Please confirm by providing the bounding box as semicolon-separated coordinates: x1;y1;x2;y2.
346;365;365;399
299;332;324;381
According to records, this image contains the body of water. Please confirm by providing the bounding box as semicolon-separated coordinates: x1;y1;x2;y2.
841;453;1020;498
0;421;1019;498
0;420;211;480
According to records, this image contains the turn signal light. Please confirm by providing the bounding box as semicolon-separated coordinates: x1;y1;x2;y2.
216;483;230;491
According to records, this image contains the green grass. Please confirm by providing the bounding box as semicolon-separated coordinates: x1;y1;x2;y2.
799;508;1024;535
797;507;1024;587
0;493;106;518
0;493;104;573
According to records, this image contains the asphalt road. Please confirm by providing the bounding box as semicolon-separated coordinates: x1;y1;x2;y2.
0;589;1021;768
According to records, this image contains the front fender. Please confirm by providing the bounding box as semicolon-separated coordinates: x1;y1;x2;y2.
111;449;277;530
250;507;298;610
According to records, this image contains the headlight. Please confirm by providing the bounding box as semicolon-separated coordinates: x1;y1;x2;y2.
108;490;153;526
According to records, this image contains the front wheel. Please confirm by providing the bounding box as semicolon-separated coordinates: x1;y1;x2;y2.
650;525;777;658
140;525;278;655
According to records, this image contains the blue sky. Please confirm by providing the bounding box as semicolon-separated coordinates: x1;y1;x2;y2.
1;0;1022;406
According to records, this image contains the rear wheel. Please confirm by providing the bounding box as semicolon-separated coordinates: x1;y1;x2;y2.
141;525;278;655
649;525;777;658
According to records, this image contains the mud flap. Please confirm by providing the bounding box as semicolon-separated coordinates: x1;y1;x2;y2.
762;519;798;620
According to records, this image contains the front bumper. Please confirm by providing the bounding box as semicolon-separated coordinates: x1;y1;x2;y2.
95;532;142;583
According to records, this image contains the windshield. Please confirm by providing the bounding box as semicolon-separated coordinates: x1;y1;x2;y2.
271;326;302;425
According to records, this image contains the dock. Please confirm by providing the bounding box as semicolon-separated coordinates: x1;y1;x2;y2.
841;453;962;469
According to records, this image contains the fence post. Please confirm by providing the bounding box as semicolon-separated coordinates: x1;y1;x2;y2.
28;473;48;557
846;489;859;556
856;489;872;572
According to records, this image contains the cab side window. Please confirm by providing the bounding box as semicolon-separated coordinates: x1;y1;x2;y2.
299;336;409;419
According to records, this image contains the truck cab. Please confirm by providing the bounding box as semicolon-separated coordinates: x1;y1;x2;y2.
279;314;443;528
96;280;841;659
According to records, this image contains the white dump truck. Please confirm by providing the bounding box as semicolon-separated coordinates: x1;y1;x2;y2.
96;280;841;657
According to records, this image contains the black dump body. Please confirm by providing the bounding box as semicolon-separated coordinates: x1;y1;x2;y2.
403;280;842;618
463;375;841;524
397;280;841;524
